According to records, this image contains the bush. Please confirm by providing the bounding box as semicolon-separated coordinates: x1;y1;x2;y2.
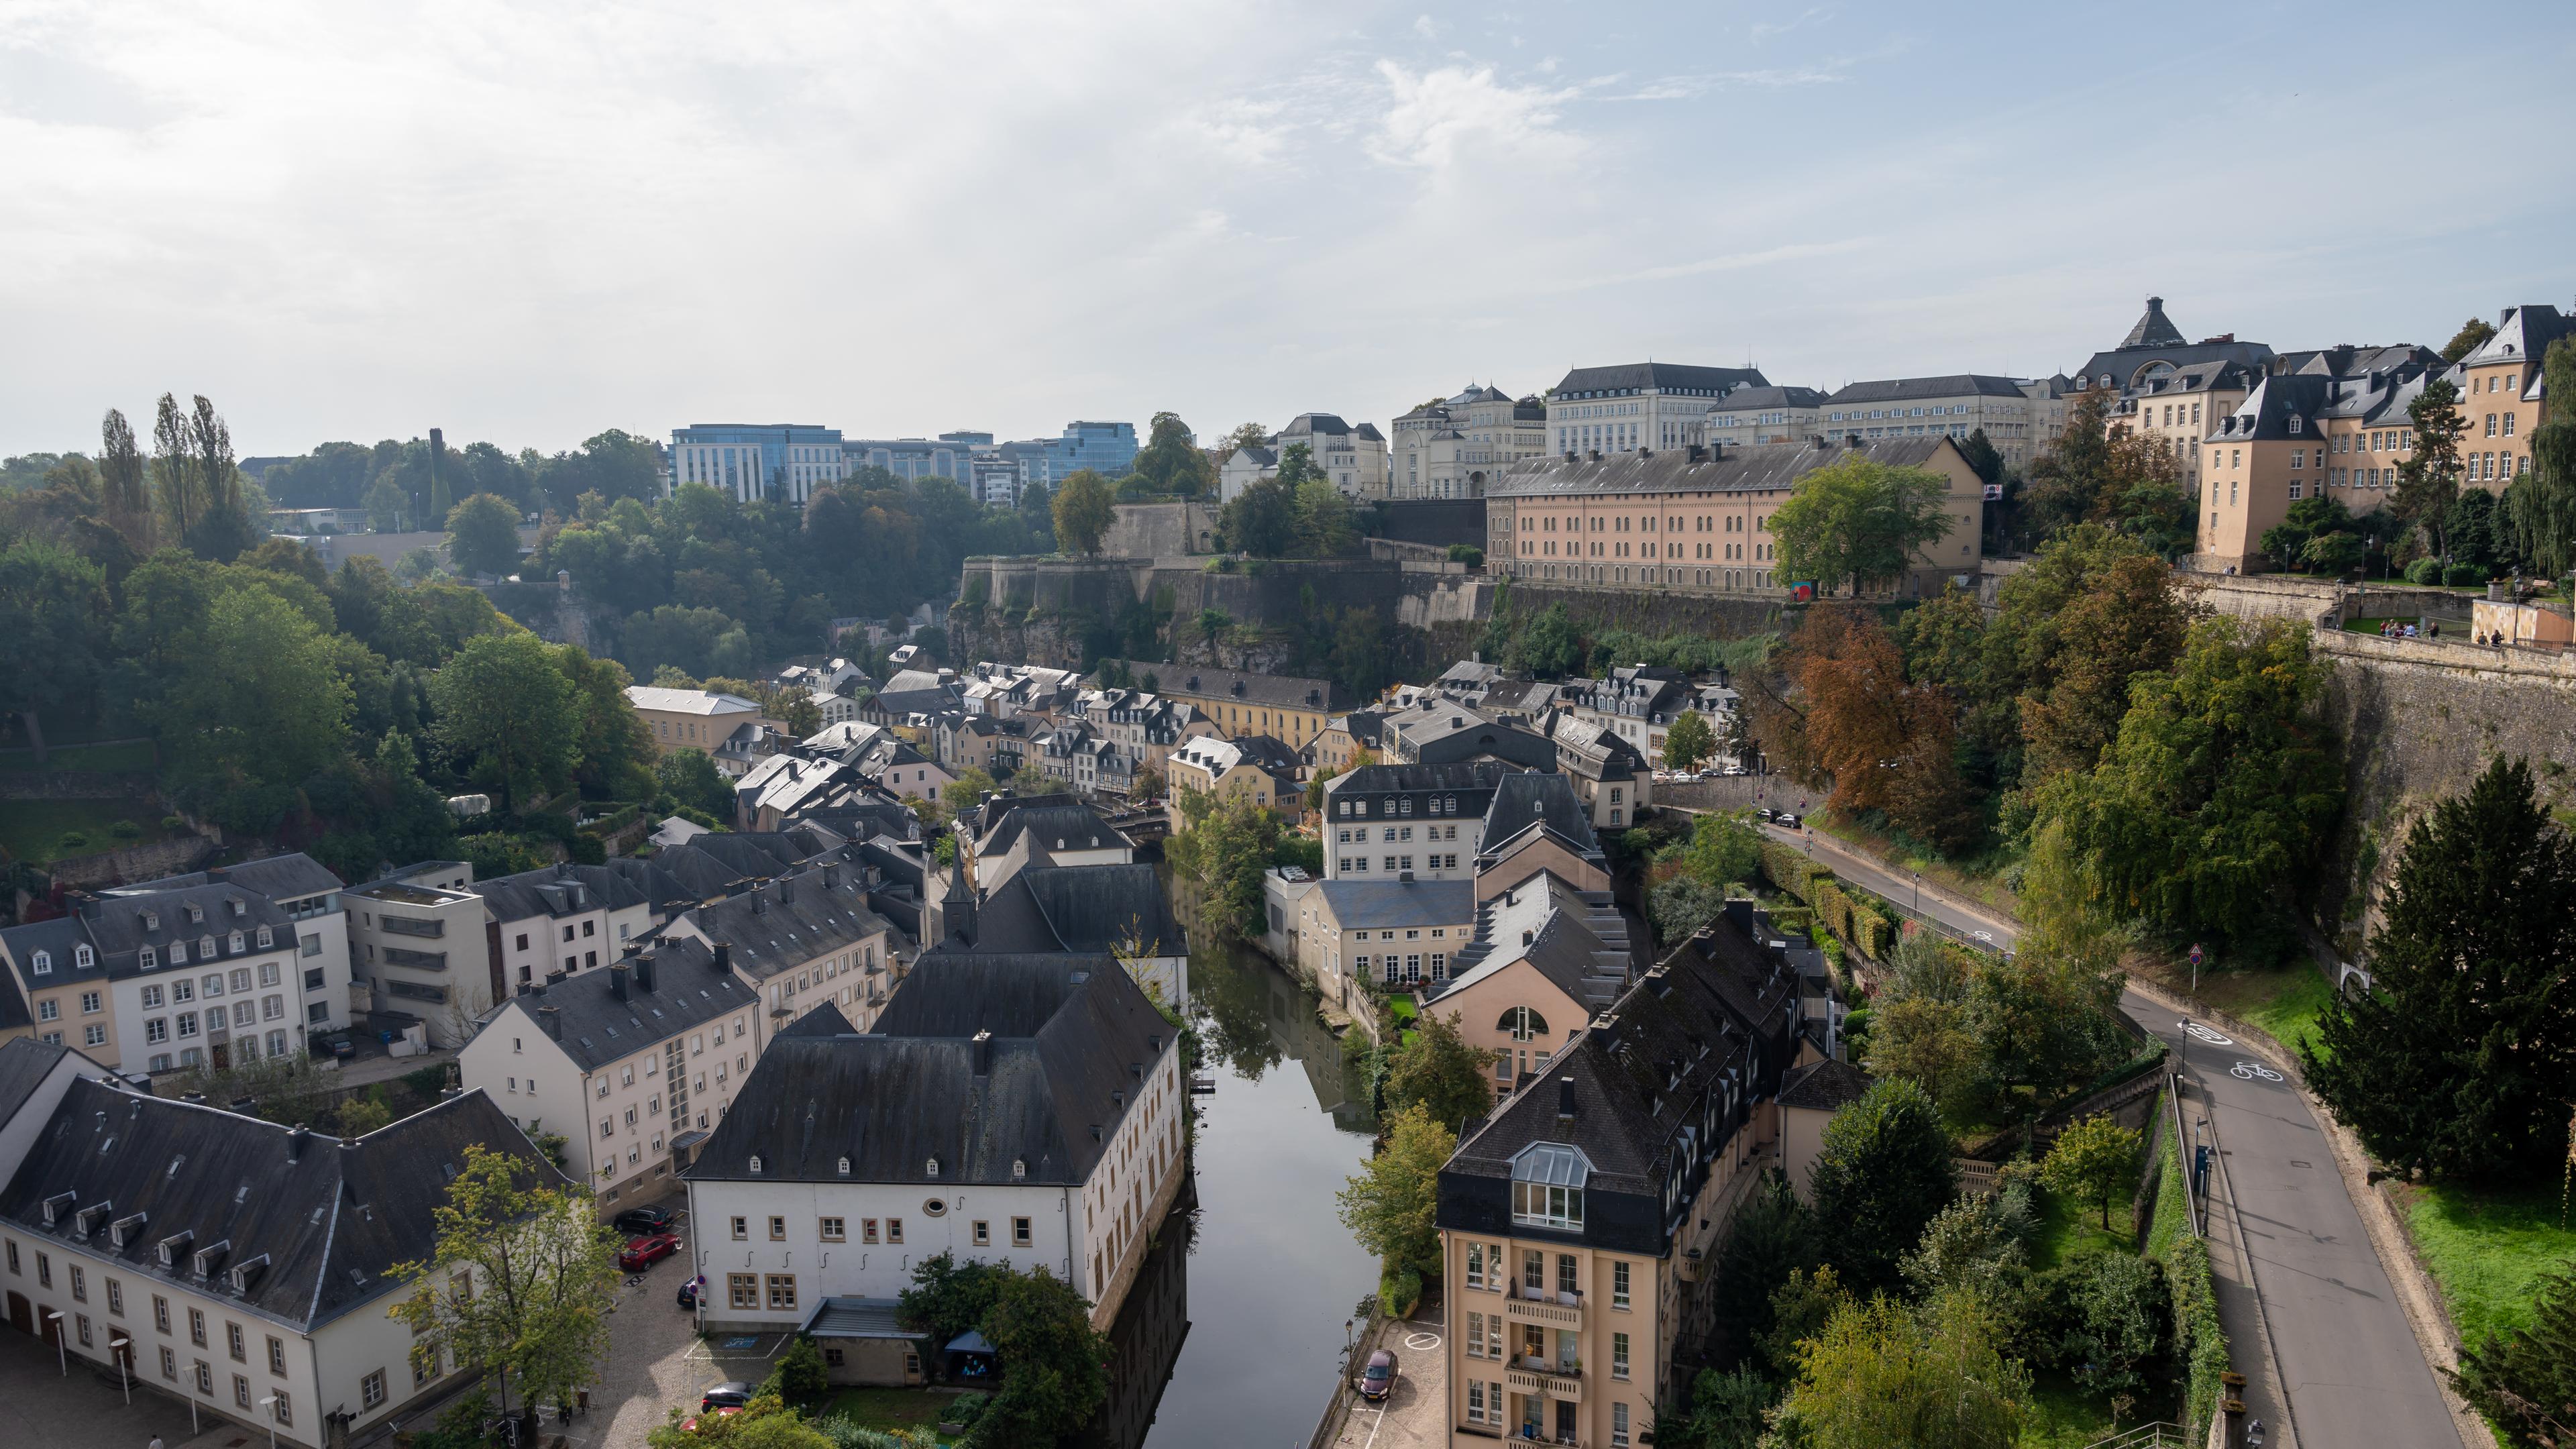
1446;543;1484;567
771;1334;830;1401
2405;557;2445;585
161;814;187;830
56;831;89;851
2443;562;2487;588
1379;1263;1422;1316
567;833;606;865
108;819;142;841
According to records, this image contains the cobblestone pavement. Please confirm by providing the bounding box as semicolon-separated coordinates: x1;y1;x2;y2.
0;1328;208;1449
1330;1298;1446;1449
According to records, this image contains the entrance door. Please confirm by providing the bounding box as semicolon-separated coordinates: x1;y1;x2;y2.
109;1333;136;1374
5;1291;30;1336
211;1040;231;1070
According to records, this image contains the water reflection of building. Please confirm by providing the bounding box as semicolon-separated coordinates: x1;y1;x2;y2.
1171;865;1379;1132
1077;1189;1195;1449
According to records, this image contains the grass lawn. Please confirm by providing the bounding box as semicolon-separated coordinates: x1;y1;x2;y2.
2021;1370;2171;1448
0;739;156;773
2397;1180;2576;1348
0;798;180;865
818;1386;962;1443
2033;1175;2135;1271
2125;953;2337;1060
1386;997;1417;1023
1806;808;2023;918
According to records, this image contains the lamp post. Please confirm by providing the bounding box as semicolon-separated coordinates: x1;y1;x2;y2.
258;1394;280;1449
1911;870;1922;918
42;1309;64;1375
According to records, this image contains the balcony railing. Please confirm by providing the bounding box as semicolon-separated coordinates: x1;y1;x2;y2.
1502;1293;1582;1328
381;916;445;938
1505;1360;1585;1400
382;947;447;971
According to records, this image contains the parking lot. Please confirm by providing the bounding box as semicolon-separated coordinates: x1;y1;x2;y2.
1329;1299;1446;1449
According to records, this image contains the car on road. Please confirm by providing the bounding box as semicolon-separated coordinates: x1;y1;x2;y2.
1725;765;1750;776
1973;930;1994;943
618;1232;682;1271
612;1204;678;1236
677;1273;706;1309
1356;1348;1399;1401
1776;813;1801;829
701;1383;757;1413
1756;808;1776;822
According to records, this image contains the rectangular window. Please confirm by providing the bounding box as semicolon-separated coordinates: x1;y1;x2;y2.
862;1219;879;1243
730;1216;748;1240
1613;1401;1631;1446
160;1346;176;1381
228;1321;246;1362
189;1307;206;1346
1012;1217;1033;1247
768;1216;786;1241
362;1369;387;1409
1467;1378;1487;1422
70;1265;85;1301
154;1295;170;1334
728;1274;759;1309
1466;1311;1485;1357
234;1373;252;1409
1558;1254;1578;1298
1613;1331;1631;1379
1465;1242;1485;1289
887;1218;904;1243
1613;1260;1631;1309
972;1221;990;1246
272;1390;292;1427
268;1335;286;1375
819;1218;845;1242
195;1360;213;1395
765;1274;798;1310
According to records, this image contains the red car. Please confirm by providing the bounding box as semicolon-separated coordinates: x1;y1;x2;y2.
618;1232;682;1270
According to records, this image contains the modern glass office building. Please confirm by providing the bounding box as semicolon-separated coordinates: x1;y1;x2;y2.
669;424;845;503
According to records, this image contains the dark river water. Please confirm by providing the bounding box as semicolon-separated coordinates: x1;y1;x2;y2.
1081;882;1383;1449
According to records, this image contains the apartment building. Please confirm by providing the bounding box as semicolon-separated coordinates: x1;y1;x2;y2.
1540;715;1651;830
1277;413;1391;498
1075;689;1217;774
1475;773;1611;902
670;424;846;504
1295;879;1477;1009
459;940;762;1206
0;1039;558;1449
1319;762;1507;881
941;861;1191;1008
2194;356;2440;574
627;686;771;761
1560;667;1697;769
1487;435;1985;599
965;794;1138;896
1165;735;1302;820
478;863;659;1000
665;865;905;1033
2100;358;2261;491
341;862;488;1044
0;879;339;1075
1418;871;1632;1093
1305;710;1385;777
1392;384;1550;498
1378;704;1555;772
1702;387;1828;449
1124;665;1348;749
1436;910;1809;1449
1546;362;1770;455
681;953;1185;1336
1821;375;2060;468
2451;303;2571;488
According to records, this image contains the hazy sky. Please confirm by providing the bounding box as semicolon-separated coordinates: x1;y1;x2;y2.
5;1;2572;460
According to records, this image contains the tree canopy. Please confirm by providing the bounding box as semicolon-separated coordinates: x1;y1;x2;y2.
1809;1077;1957;1295
445;490;525;578
1052;468;1117;556
1768;454;1955;597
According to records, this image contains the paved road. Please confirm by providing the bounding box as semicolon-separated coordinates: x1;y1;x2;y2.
1763;822;2466;1448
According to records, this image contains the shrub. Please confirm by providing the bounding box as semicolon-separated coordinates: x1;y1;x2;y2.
771;1334;830;1401
2405;557;2445;585
1446;543;1485;567
109;819;142;840
2443;562;2487;588
1380;1263;1423;1316
56;830;89;851
161;814;187;830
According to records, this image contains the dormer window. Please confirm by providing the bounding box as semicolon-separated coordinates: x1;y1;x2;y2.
143;910;159;931
837;1157;851;1175
74;944;94;969
229;898;245;917
140;947;157;970
255;926;272;949
2288;415;2304;434
199;936;216;959
186;904;203;925
1012;1158;1027;1179
924;1157;940;1179
29;951;49;976
168;943;186;965
748;1155;763;1174
1510;1144;1590;1229
227;932;245;954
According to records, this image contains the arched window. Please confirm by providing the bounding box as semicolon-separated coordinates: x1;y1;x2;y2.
1497;1006;1549;1042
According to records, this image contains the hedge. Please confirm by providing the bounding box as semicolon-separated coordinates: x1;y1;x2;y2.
2143;1099;2231;1441
1757;841;1894;960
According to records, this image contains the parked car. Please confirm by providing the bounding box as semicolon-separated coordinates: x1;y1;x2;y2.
1756;808;1776;822
315;1032;355;1060
612;1204;678;1236
677;1274;706;1309
1776;814;1801;829
700;1383;757;1413
618;1232;682;1271
1725;765;1750;776
1698;767;1723;780
1357;1348;1399;1401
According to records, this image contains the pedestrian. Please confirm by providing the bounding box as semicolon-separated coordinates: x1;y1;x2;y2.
2428;619;2440;638
150;1438;164;1449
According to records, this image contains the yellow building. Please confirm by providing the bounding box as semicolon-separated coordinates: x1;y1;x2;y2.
1146;666;1349;749
2451;303;2571;491
1165;733;1302;826
2196;357;2439;574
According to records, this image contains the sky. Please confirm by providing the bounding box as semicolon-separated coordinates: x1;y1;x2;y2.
3;0;2573;461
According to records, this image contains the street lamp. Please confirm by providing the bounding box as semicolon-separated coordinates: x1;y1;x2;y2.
258;1394;280;1449
1911;870;1922;917
42;1309;64;1375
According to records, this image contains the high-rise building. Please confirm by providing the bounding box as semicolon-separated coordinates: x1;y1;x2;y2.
669;424;847;503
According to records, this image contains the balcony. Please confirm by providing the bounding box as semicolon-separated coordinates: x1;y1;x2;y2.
383;947;447;971
381;916;445;939
1502;1288;1583;1328
1505;1359;1584;1401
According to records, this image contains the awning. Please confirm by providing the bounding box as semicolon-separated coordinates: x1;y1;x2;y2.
670;1130;710;1152
945;1330;996;1356
803;1297;926;1340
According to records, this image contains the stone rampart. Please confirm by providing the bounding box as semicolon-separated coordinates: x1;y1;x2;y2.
1103;502;1220;560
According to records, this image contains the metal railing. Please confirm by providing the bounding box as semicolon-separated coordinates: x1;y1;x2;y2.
2078;1422;2190;1449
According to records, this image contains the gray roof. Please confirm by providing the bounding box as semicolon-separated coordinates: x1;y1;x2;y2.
2074;336;2275;392
501;939;759;1071
1278;413;1352;437
680;868;894;985
1161;665;1349;713
0;1079;561;1332
804;1297;925;1340
0;1038;72;1117
1425;872;1630;1010
1490;435;1962;499
1329;761;1507;799
967;863;1185;958
973;795;1130;861
2459;304;2573;388
1709;385;1829;411
1553;362;1769;397
685;953;1173;1188
1480;773;1602;861
1311;879;1477;929
117;853;344;902
1825;374;2030;405
475;862;651;926
2121;296;2187;349
3;884;303;988
1778;1057;1874;1111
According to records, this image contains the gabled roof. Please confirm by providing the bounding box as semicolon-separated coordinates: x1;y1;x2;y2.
2459;303;2573;386
1825;374;2031;405
1278;413;1352;437
1326;761;1507;798
1778;1057;1873;1111
117;853;344;902
1479;773;1602;860
1159;665;1349;713
475;862;651;926
1552;362;1769;396
972;795;1130;860
1424;871;1630;1010
967;863;1186;958
0;1081;560;1332
4;884;305;988
1311;879;1477;930
678;868;893;984
626;686;762;716
686;953;1172;1187
500;939;759;1071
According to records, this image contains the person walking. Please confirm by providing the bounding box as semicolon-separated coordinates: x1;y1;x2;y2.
149;1437;164;1449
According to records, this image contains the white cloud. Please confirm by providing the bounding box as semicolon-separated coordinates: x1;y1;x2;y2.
1365;60;1582;169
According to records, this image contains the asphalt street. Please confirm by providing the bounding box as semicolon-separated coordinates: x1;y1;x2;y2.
1754;820;2466;1448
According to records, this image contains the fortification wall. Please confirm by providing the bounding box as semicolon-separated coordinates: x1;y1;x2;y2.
1104;502;1220;560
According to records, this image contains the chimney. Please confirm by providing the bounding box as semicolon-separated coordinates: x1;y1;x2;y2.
713;941;733;975
633;951;657;994
622;941;643;959
1556;1076;1578;1121
971;1029;993;1076
751;894;767;916
779;877;794;906
286;1125;310;1162
538;1005;562;1040
1686;443;1707;463
608;963;630;1002
1844;433;1864;449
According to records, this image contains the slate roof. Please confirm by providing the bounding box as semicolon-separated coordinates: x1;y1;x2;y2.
1825;374;2030;405
1552;363;1770;397
119;853;344;902
973;796;1130;861
0;1038;72;1118
1425;871;1631;1011
1490;435;1964;498
2122;296;2187;349
1311;879;1477;930
678;869;894;985
805;1297;924;1340
685;953;1173;1188
1709;385;1829;411
1777;1057;1874;1111
780;1000;857;1038
969;863;1186;958
1352;423;1385;443
476;862;651;926
1480;773;1602;859
0;1079;560;1332
1544;712;1645;782
1161;665;1349;713
500;938;757;1071
627;686;762;716
3;885;303;989
0;972;32;1034
2073;337;2275;393
1329;761;1507;799
2459;304;2573;394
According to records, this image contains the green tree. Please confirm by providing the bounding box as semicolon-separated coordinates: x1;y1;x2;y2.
1770;1290;2029;1449
160;583;354;824
431;629;580;814
1128;411;1217;497
1219;472;1298;557
150;392;201;539
942;767;999;814
1664;708;1717;773
1667;1364;1774;1449
1164;790;1283;937
2442;316;2498;363
1503;600;1585;678
2305;756;2576;1181
972;1266;1111;1446
1768;454;1954;597
2394;378;2468;559
388;1142;616;1426
655;747;734;818
445;491;524;578
1996;524;2192;786
1383;1010;1492;1130
2054;1247;2169;1399
1708;1173;1823;1375
0;538;108;762
2041;1114;2143;1228
1335;1103;1455;1274
1680;810;1762;888
2506;337;2576;578
1865;996;1978;1114
1051;469;1117;555
366;474;409;532
896;1252;1010;1349
2451;1258;2576;1449
1959;427;2006;487
555;644;657;800
1963;941;2128;1121
2030;616;2343;943
98;406;153;551
1807;1077;1957;1295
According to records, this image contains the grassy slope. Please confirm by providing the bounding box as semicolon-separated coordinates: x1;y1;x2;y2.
2399;1181;2576;1348
0;799;180;865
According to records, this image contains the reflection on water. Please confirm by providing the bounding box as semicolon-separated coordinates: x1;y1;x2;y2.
1095;875;1381;1448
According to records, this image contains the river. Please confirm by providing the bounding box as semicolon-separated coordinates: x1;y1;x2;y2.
1083;881;1384;1448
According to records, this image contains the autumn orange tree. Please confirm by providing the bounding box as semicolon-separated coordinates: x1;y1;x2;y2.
1758;606;1982;851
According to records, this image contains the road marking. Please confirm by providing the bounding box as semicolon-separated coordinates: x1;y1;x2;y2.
2231;1061;2283;1082
1403;1332;1442;1350
2184;1023;2233;1045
